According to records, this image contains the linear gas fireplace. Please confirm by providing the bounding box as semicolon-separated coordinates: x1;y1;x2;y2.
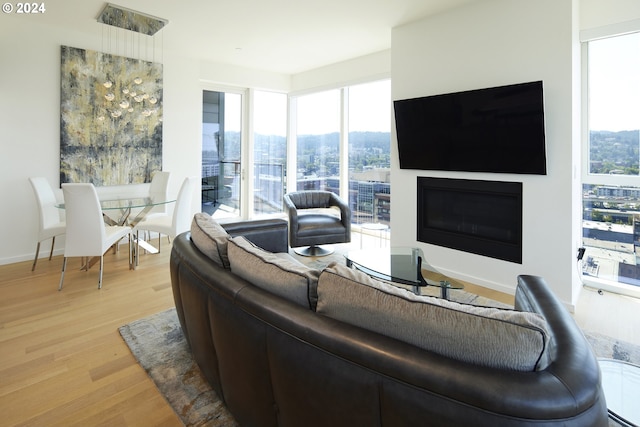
417;177;522;263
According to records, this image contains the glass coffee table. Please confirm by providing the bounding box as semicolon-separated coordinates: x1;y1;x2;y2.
598;359;640;426
344;247;464;299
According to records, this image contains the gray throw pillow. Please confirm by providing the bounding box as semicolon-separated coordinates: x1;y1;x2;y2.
190;213;230;268
316;262;551;372
227;236;320;309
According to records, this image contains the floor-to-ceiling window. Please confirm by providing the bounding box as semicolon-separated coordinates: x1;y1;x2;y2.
582;29;640;297
253;90;287;216
291;79;391;229
294;89;342;193
202;80;390;228
347;80;391;226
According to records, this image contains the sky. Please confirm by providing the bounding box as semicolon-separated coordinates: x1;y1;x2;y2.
295;80;391;135
253;91;287;136
589;32;640;132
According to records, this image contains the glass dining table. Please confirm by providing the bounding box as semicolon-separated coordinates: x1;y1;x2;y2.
56;195;176;267
95;196;175;227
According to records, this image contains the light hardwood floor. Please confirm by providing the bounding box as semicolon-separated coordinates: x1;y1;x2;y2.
0;247;182;427
2;236;639;426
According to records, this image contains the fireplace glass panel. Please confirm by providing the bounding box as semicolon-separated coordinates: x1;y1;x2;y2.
417;177;522;263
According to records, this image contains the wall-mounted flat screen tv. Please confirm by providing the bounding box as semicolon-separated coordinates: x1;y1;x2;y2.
394;81;547;175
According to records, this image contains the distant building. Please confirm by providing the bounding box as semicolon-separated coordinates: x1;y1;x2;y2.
350;168;390;183
596;186;640;199
583;221;634;244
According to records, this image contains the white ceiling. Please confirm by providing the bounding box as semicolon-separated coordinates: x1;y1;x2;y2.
33;0;479;74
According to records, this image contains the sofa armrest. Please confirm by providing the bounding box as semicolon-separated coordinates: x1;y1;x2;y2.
221;218;289;253
515;274;604;416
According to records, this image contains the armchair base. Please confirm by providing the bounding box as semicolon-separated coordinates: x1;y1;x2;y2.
294;244;334;257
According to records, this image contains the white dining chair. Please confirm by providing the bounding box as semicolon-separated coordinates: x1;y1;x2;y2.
134;176;196;254
135;171;172;244
147;171;171;218
59;183;133;290
29;177;66;271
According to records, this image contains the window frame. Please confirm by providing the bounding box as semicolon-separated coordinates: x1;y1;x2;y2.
580;23;640;298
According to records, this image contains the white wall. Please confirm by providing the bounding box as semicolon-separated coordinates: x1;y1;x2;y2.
390;0;580;304
581;0;640;30
291;50;391;94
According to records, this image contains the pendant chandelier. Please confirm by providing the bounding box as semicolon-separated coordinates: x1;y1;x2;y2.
97;3;167;36
95;3;168;122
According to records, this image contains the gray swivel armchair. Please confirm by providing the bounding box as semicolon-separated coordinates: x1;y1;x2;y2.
283;190;351;256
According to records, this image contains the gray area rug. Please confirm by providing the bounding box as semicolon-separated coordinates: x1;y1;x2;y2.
585;330;640;365
119;310;238;427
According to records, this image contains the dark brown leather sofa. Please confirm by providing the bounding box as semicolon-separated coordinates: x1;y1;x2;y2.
170;219;608;427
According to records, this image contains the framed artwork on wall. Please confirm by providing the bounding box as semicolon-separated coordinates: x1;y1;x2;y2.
60;45;163;185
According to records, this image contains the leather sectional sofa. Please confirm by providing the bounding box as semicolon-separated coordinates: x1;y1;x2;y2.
169;216;608;426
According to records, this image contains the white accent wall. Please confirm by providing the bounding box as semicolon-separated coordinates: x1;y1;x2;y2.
390;0;581;305
389;0;640;308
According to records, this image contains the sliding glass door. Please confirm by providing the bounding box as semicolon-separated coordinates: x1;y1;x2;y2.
202;89;243;219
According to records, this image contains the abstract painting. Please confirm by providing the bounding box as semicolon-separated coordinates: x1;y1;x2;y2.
60;45;162;185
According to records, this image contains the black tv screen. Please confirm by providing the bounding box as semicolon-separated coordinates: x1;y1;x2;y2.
394;81;547;175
